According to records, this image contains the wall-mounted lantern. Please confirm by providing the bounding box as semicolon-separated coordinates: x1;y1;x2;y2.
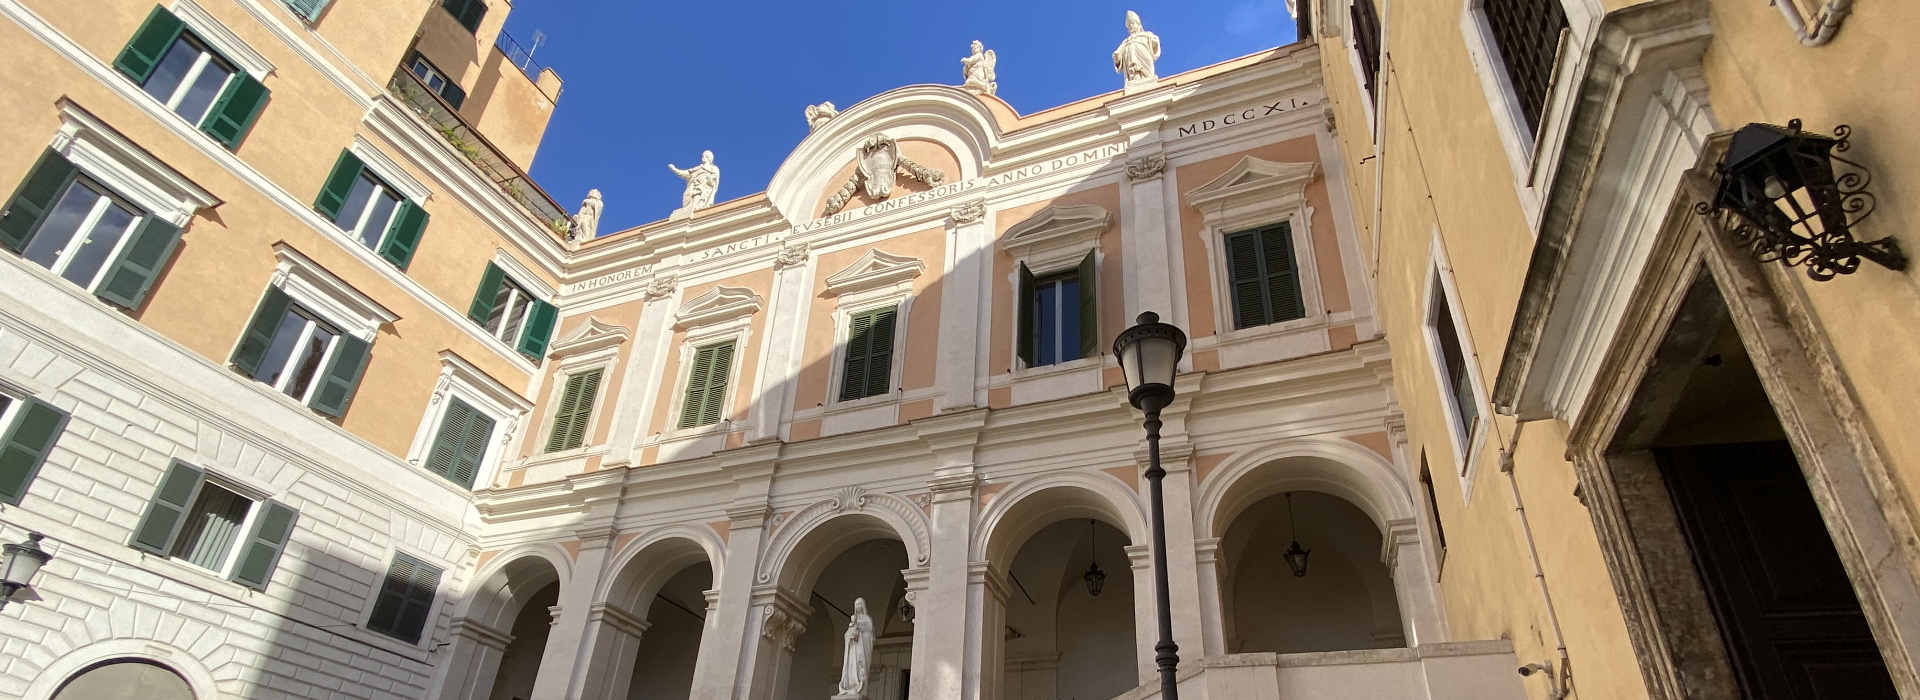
1;532;52;612
1697;119;1906;280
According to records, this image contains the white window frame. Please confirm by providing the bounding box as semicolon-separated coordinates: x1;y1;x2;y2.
256;303;344;402
409;55;449;93
1422;236;1490;497
1458;0;1598;228
663;322;750;438
404;351;532;490
168;472;267;579
1182;157;1326;344
141;33;239;125
539;347;619;456
999;204;1107;376
268;243;395;341
169;0;275;79
331;137;432;250
51;101;219;228
23;178;146;293
479;249;555;347
826;294;911;409
1340;0;1380;131
0;394;22;435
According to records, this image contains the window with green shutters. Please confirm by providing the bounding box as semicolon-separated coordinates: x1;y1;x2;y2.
678;342;735;429
1016;251;1098;369
1;149;184;311
839;307;898;402
313;150;429;270
0;396;71;506
230;286;371;418
130;460;298;591
368;553;442;644
545;368;603;452
1223;222;1305;330
423;397;494;488
283;0;333;22
115;6;270;150
440;0;487;32
468;262;557;360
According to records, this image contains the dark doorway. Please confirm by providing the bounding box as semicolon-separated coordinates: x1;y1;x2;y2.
1657;445;1896;698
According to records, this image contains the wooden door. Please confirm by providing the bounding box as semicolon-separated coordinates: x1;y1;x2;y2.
1658;441;1897;698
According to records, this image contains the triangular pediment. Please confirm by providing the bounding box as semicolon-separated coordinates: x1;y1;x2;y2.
999;204;1110;253
548;317;631;358
675;286;764;328
1184;157;1317;208
824;249;925;295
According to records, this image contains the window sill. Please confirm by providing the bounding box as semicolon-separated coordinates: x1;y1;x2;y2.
1010;354;1103;382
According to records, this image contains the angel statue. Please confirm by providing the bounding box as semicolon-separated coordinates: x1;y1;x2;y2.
833;598;875;699
668;150;720;212
962;40;997;96
806;101;839;131
1113;10;1162;86
570;189;602;242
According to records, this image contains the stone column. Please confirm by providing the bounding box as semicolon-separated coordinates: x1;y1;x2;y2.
689;505;773;700
742;585;811;700
530;528;619;700
748;243;814;442
1121;150;1175;319
937;200;991;412
1383;518;1448;645
1193;538;1227;656
605;274;682;466
911;410;986;700
430;617;514;700
1124;543;1156;685
577;603;652;700
965;561;1012;700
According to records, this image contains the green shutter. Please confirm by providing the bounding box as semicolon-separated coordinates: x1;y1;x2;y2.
517;300;557;359
369;554;441;643
1260;223;1304;322
0;149;79;254
1225;230;1267;329
313;150;364;220
0;398;69;505
200;73;269;150
840;311;875;402
424;398;491;488
1016;262;1036;368
230;286;293;376
309;335;370;417
114;6;185;83
545;369;601;452
95;217;183;309
860;308;898;400
285;0;332;21
679;343;732;429
377;200;428;270
467;263;506;325
1077;251;1098;360
130;460;205;555
229;499;297;591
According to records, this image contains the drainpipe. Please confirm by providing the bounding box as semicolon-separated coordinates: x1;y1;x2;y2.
1776;0;1852;47
1367;0;1392;278
1500;418;1571;700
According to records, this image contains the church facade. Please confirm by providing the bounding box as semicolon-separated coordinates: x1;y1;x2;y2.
2;0;1918;699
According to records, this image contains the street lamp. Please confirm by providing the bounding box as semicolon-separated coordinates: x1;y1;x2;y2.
1;532;52;612
1114;311;1187;700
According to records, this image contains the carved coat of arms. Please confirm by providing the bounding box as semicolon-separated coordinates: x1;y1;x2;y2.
824;133;947;215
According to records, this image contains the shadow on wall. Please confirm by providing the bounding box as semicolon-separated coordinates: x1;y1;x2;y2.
1221;491;1403;653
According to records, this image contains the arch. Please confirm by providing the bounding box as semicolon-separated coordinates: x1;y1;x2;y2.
456;543;572;630
1195;437;1415;541
974;470;1150;564
598;523;727;615
759;488;931;592
768;85;1001;222
25;639;218;700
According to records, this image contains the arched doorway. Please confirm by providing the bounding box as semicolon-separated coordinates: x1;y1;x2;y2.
1002;519;1136;700
52;660;193;700
624;562;712;699
434;552;567;700
580;531;722;700
1219;491;1403;652
490;580;560;700
787;539;913;700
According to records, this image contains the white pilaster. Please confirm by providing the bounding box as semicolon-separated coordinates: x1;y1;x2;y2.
749;248;814;442
965;561;1012;700
430;617;515;700
1193;537;1227;656
605;280;681;465
1384;518;1449;645
530;528;619;700
576;603;653;700
938;201;990;412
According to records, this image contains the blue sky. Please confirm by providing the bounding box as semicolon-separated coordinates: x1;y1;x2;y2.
501;0;1298;232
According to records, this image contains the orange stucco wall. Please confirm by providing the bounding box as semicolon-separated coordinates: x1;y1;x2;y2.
789;225;949;418
986;183;1127;379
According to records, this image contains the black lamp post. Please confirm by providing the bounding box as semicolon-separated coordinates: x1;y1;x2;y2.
1;532;52;613
1114;311;1187;700
1698;119;1906;280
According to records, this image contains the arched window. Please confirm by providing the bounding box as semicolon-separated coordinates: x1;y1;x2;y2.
53;659;194;700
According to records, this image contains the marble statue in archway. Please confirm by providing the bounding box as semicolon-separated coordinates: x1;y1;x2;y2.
834;597;875;699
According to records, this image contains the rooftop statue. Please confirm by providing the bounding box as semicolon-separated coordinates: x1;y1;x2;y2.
570;189;602;242
806;101;839;131
668;150;720;213
962;40;998;96
1113;10;1162;87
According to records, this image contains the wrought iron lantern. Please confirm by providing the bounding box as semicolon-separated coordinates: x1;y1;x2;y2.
899;598;915;622
1;532;52;612
1283;493;1311;578
1698;119;1907;280
1083;520;1107;597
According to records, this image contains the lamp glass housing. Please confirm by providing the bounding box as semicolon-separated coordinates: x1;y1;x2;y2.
1113;312;1188;405
1083;560;1107;597
1;533;51;591
1283;540;1311;578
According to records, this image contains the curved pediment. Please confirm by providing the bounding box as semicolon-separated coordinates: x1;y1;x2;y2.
824;249;925;296
768;85;1001;224
675;285;764;329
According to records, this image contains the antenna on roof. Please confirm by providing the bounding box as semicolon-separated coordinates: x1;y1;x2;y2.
522;30;547;71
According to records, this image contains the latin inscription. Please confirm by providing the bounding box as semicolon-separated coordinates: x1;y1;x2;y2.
1174;98;1307;138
